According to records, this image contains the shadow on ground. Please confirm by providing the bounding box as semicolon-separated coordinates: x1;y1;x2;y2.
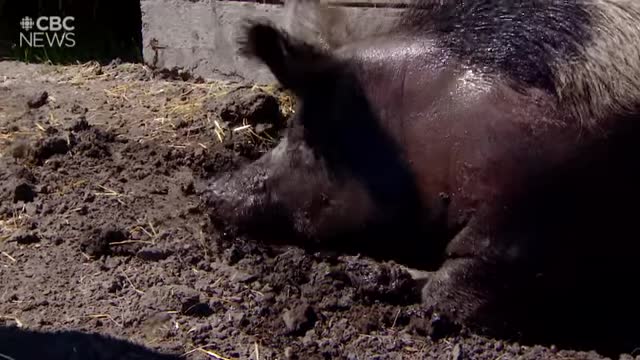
0;327;179;360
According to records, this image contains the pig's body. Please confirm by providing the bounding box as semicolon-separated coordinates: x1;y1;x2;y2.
205;0;640;350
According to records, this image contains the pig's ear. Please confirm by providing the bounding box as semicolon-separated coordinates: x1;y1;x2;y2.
237;20;337;93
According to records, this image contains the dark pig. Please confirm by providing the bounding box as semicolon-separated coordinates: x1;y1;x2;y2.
205;0;640;349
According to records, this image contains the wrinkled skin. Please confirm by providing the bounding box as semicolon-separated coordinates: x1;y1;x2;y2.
205;22;640;350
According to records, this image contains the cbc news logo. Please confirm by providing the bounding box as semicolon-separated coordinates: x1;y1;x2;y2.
19;16;76;48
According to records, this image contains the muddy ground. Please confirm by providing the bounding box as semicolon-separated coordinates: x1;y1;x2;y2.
0;60;637;360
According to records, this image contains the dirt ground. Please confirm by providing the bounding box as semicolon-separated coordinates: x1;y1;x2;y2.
0;60;636;360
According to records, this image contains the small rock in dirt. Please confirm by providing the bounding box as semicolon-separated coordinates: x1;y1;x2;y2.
81;226;127;257
282;303;317;335
10;231;40;245
13;182;35;203
141;311;172;338
172;286;213;317
136;247;173;262
27;91;48;108
24;203;39;216
451;344;464;360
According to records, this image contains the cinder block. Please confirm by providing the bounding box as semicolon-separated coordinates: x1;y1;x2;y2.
140;0;401;83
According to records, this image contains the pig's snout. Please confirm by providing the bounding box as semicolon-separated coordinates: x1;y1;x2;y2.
205;168;270;228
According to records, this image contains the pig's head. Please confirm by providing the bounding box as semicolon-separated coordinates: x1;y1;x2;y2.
205;21;429;260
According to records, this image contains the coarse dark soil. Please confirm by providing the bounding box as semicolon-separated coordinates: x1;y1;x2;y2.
0;60;637;360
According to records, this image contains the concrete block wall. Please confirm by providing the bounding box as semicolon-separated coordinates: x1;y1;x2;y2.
140;0;401;84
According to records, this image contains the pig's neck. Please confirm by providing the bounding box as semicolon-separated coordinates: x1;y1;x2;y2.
343;36;462;149
340;36;490;233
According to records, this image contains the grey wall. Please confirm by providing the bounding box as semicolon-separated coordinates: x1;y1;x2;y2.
140;0;400;84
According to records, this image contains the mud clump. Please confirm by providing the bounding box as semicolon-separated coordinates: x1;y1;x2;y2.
29;119;114;164
81;226;128;257
1;167;37;203
216;91;283;128
345;260;419;304
27;91;48;109
31;137;70;164
9;231;41;245
282;303;317;336
265;249;314;290
13;182;35;203
73;127;116;159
